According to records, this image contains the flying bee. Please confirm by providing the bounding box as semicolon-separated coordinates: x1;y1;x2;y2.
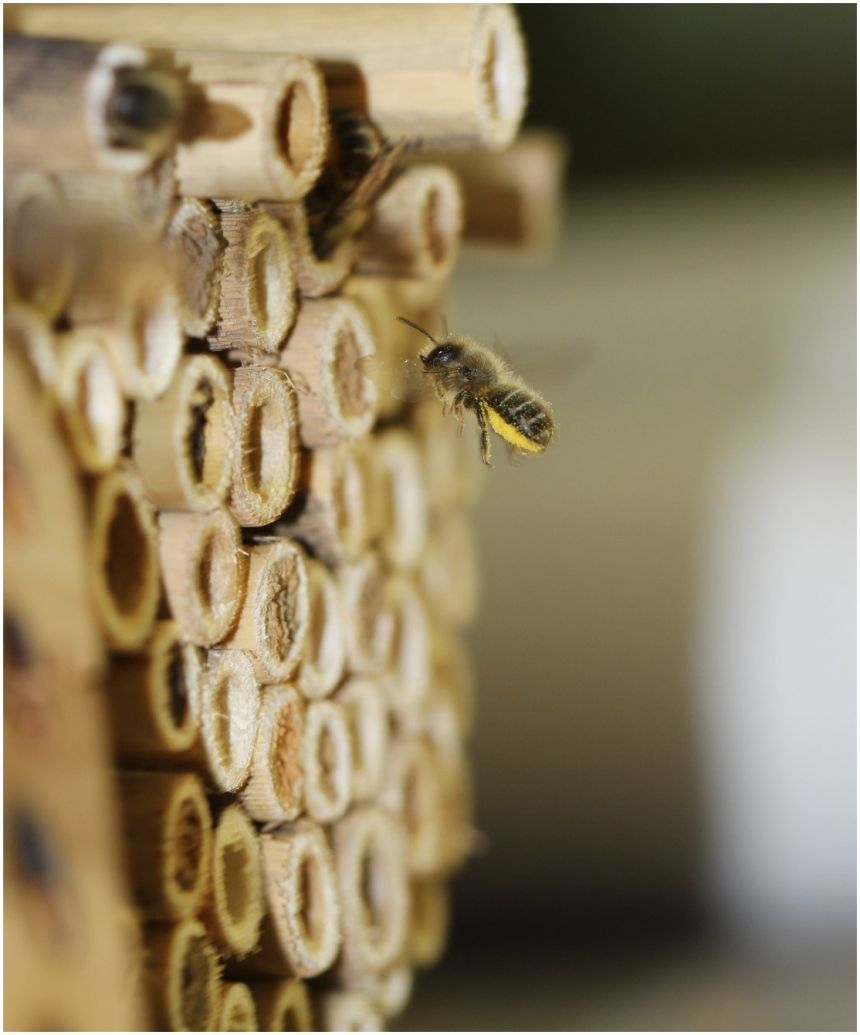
397;316;557;467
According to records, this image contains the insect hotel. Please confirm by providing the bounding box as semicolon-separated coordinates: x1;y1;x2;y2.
3;5;542;1029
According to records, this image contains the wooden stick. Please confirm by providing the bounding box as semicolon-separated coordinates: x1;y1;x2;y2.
117;770;212;922
338;553;394;675
296;558;345;700
302;699;352;824
175;51;328;202
335;676;389;803
108;620;202;762
158;508;247;647
262;201;354;298
333;804;409;978
133;354;236;511
89;465;161;651
4;35;185;174
5;303;56;391
408;877;449;967
279;297;378;448
9;4;529;149
218;982;258;1032
208;203;297;355
68;234;183;399
383;574;432;714
165;197;224;338
373;427;429;570
240;685;304;824
143;918;222;1032
356;165;463;279
197;649;261;792
221;540;309;684
420;512;479;627
274;444;369;567
248;979;312;1031
381;737;445;876
57;154;178;239
204;803;264;958
230;366;300;526
317;990;383;1033
5;170;76;320
55;328;126;473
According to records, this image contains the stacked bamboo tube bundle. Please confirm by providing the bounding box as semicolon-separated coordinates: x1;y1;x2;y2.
4;6;530;1029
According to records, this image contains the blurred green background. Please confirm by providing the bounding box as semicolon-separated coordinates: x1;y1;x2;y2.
401;5;855;1031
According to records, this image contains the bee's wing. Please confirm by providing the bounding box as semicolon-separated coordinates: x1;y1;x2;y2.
357;352;430;405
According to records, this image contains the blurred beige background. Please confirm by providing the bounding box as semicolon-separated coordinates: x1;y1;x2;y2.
400;7;855;1026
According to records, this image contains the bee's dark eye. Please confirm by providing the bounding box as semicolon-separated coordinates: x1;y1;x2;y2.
424;343;460;367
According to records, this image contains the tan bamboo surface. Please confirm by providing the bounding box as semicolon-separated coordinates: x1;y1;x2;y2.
8;4;528;149
133;353;236;511
217;981;258;1031
4;35;185;174
117;771;213;921
4;5;522;1027
203;803;264;957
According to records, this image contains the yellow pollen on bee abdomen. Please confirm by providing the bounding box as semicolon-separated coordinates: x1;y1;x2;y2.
486;405;545;453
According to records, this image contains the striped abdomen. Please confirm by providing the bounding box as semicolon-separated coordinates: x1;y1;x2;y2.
484;385;555;454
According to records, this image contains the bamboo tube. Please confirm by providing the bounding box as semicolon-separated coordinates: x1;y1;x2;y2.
134;354;236;511
90;466;161;651
279;297;378;448
296;558;346;700
240;685;304;823
408;877;449;967
334;805;409;977
356;165;463;279
382;737;445;876
204;803;264;958
55;328;126;473
5;303;56;391
336;676;389;803
249;979;312;1032
275;444;368;567
69;237;183;399
9;5;529;149
197;649;260;792
302;699;352;824
4;35;185;174
158;508;247;646
109;621;202;761
230;366;300;526
262;201;354;297
175;51;327;202
383;575;431;712
345;963;414;1021
218;982;257;1032
117;771;212;921
222;539;309;684
317;990;383;1033
143;917;222;1032
339;553;394;675
5;170;76;320
420;512;479;627
246;821;342;979
165;198;224;338
58;153;178;239
374;428;429;570
432;628;476;737
208;203;297;355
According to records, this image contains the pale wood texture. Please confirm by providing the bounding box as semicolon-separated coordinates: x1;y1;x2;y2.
240;685;305;823
302;699;353;824
296;558;346;699
165;197;224;337
203;803;264;958
197;650;261;792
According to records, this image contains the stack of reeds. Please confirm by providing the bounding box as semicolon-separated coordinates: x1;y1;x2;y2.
4;5;534;1029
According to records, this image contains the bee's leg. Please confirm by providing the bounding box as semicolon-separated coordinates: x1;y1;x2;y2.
451;390;468;430
475;402;493;467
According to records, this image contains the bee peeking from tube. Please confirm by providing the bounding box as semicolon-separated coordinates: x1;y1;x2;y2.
397;316;557;467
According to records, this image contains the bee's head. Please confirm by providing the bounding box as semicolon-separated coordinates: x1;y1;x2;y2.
421;342;462;369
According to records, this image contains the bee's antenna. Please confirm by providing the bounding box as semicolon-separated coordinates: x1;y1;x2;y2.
396;315;440;345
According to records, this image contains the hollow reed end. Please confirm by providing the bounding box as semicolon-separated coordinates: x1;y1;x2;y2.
249;979;313;1032
198;649;261;792
143;917;222;1032
205;803;264;958
218;981;258;1032
302;698;353;824
240;684;305;824
166;197;225;338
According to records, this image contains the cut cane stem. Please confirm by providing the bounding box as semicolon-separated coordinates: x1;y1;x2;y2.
318;990;383;1033
218;982;258;1032
296;558;345;700
5;304;56;391
408;878;449;967
158;508;247;646
339;553;394;676
382;737;445;876
302;699;352;824
374;428;428;570
166;197;224;338
197;649;260;792
117;770;212;921
204;803;264;958
263;201;353;298
240;685;304;824
420;512;479;627
249;979;312;1032
336;676;390;803
383;575;431;713
134;354;235;511
90;466;160;651
143;918;222;1033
